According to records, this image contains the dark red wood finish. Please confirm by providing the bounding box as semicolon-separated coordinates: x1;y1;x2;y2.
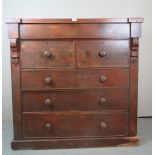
7;18;143;149
77;40;130;67
22;88;129;112
10;38;22;140
11;136;140;150
20;40;75;68
21;69;129;89
129;38;139;136
23;112;129;138
20;24;130;39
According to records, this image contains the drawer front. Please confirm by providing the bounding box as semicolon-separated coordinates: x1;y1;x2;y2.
20;24;130;39
21;41;75;68
77;40;130;67
22;89;129;112
23;113;129;138
21;69;129;90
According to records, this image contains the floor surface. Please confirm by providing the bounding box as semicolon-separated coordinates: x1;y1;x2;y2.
2;118;152;155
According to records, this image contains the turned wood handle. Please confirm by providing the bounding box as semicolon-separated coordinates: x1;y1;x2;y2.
44;98;52;106
43;50;51;58
99;76;107;83
45;123;52;130
99;50;107;57
44;76;53;84
99;97;107;105
100;121;107;130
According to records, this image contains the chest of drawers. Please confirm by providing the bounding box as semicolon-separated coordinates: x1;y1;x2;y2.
6;18;143;149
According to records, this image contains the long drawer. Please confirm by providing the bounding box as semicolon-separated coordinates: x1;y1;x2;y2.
20;24;130;39
22;89;129;112
23;112;129;138
21;69;129;90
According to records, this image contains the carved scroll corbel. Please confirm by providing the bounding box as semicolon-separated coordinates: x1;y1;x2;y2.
10;39;19;65
131;38;139;57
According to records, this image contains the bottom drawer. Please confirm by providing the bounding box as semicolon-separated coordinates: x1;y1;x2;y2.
23;112;129;138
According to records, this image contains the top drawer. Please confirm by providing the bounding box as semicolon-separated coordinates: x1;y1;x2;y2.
20;24;130;39
77;40;130;68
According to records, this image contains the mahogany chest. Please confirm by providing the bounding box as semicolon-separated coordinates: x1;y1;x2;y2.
6;18;143;149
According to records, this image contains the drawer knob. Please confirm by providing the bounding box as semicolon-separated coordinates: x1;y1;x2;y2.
100;121;107;130
43;50;51;58
99;97;107;105
44;76;53;84
44;98;52;106
45;123;52;130
99;50;107;57
99;76;107;83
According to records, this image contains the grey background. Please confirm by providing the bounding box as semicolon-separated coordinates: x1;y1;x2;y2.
2;0;152;122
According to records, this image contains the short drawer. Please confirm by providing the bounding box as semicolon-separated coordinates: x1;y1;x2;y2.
21;69;129;90
22;89;129;112
20;24;130;39
23;112;129;138
77;40;130;67
20;41;75;68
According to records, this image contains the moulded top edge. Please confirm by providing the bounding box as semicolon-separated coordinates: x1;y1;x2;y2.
5;18;144;24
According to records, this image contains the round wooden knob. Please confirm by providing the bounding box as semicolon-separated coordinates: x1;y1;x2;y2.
99;76;107;83
45;123;52;130
44;98;52;106
100;121;107;130
44;76;52;84
99;97;107;105
99;50;107;57
43;50;51;58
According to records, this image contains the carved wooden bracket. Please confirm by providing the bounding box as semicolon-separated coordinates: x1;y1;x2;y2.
10;39;19;64
131;38;139;57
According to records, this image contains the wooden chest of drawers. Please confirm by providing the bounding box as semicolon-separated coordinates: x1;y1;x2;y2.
7;18;143;149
